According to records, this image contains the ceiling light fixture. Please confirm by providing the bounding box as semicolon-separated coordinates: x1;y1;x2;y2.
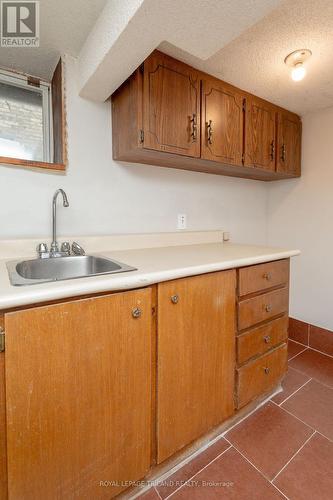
284;49;312;82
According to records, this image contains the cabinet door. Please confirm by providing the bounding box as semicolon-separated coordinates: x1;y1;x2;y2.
201;78;244;165
277;111;301;175
0;315;7;500
157;271;236;463
143;51;200;157
244;96;276;171
5;290;152;499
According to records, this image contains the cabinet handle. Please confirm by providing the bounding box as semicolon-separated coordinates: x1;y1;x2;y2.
265;304;273;313
132;307;142;318
263;272;272;281
171;294;179;304
263;335;271;344
207;120;213;145
264;367;270;375
270;140;275;160
281;144;286;162
190;114;197;142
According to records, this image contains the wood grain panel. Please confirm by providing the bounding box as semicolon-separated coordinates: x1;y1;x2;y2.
5;290;152;499
0;314;7;500
157;271;236;463
238;259;290;297
244;95;276;171
201;77;244;165
236;343;287;408
143;51;200;157
237;315;288;365
277;110;301;176
112;50;301;181
238;287;289;331
51;57;67;166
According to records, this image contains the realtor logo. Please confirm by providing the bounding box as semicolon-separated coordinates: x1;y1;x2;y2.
1;1;39;46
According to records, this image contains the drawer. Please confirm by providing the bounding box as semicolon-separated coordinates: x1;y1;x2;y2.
236;343;287;409
237;315;288;365
238;260;289;297
238;287;289;331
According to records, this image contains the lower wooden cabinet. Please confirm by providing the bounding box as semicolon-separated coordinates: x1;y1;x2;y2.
237;315;288;365
236;343;288;408
0;316;6;500
156;271;236;463
4;290;152;500
236;259;290;409
0;261;291;497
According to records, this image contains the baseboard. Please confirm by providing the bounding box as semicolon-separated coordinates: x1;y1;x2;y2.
289;317;333;357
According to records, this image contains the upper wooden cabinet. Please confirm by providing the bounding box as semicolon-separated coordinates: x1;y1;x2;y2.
277;110;302;176
244;96;276;172
143;51;200;157
112;50;302;181
201;78;243;165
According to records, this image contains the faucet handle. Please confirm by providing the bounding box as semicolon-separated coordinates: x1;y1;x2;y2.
37;243;48;257
72;241;85;256
61;242;71;255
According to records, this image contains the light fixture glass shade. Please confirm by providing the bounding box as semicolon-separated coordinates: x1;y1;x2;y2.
291;63;306;81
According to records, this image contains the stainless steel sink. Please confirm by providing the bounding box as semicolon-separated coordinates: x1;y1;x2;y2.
6;255;137;286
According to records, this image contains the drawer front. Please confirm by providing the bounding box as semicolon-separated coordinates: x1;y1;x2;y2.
236;343;287;409
237;315;288;365
238;260;289;297
238;287;289;331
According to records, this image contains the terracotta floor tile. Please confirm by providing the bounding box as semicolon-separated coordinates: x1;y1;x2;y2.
289;349;333;388
309;325;333;357
274;433;333;500
225;401;313;479
282;379;333;441
137;487;160;499
171;447;283;499
272;367;310;404
288;340;307;360
289;317;309;345
156;438;229;498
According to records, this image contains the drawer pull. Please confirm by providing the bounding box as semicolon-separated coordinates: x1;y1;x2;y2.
171;294;179;304
264;367;270;375
263;272;272;281
132;307;142;319
265;304;273;313
263;335;271;344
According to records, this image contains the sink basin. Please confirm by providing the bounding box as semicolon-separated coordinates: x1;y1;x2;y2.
6;255;137;286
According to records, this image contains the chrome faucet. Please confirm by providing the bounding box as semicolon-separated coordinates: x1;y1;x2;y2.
36;189;85;259
51;189;69;255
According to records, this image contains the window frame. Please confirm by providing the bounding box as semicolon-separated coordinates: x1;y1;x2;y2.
0;68;53;163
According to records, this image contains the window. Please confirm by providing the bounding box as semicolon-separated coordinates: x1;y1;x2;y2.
0;69;52;163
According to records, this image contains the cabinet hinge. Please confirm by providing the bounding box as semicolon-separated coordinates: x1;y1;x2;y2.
242;98;246;112
241;153;245;165
139;129;144;144
139;63;144;74
0;327;5;353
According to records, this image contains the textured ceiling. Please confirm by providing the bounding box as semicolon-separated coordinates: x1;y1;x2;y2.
159;0;333;115
0;0;107;79
78;0;281;101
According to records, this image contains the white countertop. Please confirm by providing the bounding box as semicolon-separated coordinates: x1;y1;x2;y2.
0;232;300;310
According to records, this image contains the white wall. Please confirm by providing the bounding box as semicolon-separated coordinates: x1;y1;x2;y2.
267;106;333;331
0;55;268;244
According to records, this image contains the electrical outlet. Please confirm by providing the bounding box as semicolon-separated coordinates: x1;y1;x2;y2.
177;214;187;230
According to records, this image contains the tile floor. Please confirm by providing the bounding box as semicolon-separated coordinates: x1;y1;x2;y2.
138;340;333;499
